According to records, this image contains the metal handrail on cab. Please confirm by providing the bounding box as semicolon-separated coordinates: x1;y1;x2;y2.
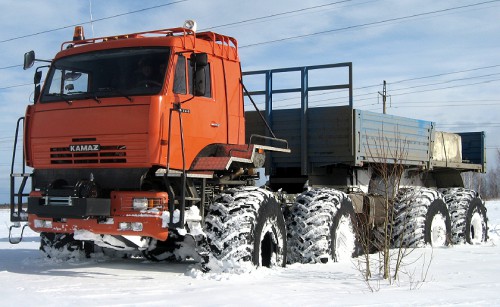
9;116;31;244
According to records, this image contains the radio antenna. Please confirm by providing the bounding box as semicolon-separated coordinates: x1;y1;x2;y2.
89;0;95;37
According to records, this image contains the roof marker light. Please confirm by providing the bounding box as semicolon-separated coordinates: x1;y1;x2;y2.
73;26;85;41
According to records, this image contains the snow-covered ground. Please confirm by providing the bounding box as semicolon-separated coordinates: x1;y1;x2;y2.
1;201;500;306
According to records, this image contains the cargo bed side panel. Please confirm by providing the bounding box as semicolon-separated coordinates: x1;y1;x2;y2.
245;106;356;169
354;110;433;167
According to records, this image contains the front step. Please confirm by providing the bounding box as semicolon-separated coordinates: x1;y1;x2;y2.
10;172;31;222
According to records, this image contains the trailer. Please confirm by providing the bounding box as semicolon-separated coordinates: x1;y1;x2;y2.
244;64;487;261
9;22;487;269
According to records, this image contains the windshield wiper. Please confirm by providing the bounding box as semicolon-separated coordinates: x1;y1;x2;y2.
86;93;101;104
97;87;133;102
61;94;73;105
46;93;72;105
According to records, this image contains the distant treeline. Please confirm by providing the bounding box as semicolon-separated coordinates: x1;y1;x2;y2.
463;149;500;200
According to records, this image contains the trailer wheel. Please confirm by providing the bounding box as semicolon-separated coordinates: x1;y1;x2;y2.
203;187;286;271
392;187;451;248
40;232;83;259
440;188;488;244
286;188;356;264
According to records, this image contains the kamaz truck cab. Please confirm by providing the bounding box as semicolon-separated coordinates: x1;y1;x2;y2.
11;21;288;262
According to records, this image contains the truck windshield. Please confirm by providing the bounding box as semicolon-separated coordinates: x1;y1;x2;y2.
40;47;170;103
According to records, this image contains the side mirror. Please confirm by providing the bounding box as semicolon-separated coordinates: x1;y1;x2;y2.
190;53;208;96
190;53;208;68
24;51;35;70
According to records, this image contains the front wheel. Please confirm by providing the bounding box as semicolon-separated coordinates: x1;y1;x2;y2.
203;187;286;271
40;232;84;259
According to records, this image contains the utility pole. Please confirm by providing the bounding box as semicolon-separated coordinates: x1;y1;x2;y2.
378;80;387;114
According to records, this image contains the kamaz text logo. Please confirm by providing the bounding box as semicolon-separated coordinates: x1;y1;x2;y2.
69;144;101;152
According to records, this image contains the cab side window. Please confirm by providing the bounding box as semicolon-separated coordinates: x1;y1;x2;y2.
173;55;187;94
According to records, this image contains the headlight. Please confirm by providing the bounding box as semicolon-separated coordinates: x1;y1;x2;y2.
34;219;53;229
131;222;143;231
132;198;148;211
119;222;130;230
118;222;143;232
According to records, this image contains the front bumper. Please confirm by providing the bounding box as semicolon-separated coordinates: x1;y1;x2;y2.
28;213;169;241
27;191;170;241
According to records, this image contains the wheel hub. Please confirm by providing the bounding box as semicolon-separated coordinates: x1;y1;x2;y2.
430;213;447;246
470;211;485;244
334;215;355;261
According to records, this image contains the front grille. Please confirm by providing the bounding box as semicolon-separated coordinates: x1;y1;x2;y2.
50;145;127;164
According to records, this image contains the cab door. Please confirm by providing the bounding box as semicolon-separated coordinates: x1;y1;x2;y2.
167;53;227;169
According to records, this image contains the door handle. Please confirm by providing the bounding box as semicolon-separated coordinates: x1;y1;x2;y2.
210;122;220;127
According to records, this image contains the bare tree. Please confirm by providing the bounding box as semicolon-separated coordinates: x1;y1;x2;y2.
355;127;408;283
355;127;434;289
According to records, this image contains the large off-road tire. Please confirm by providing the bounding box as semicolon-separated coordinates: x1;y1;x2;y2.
40;232;84;259
372;223;389;252
439;188;488;244
203;187;286;271
392;187;451;248
286;188;357;264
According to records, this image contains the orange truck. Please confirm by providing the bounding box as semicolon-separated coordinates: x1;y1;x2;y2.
10;21;487;268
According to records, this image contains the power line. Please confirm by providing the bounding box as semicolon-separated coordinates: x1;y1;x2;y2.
240;0;500;48
389;102;500;109
1;1;499;71
357;77;500;107
0;64;22;71
0;82;32;91
242;64;500;105
203;0;354;31
389;77;500;97
388;72;500;93
246;72;500;109
0;0;188;44
0;0;358;71
388;65;500;85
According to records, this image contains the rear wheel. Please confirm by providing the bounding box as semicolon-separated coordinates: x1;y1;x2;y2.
424;200;451;246
440;188;488;244
392;187;451;248
286;188;357;264
466;199;488;244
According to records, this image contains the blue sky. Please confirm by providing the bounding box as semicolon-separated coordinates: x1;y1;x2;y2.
0;0;499;202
